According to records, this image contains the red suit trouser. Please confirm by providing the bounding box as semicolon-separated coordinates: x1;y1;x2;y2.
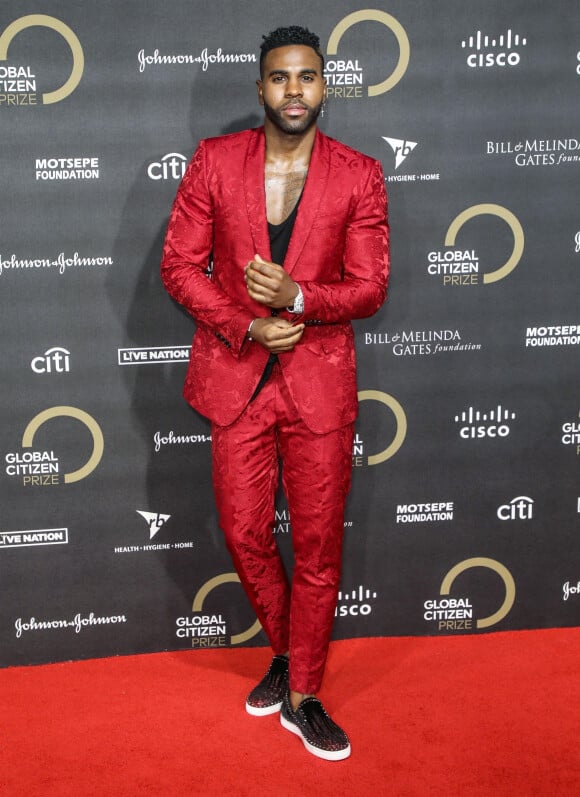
211;364;354;694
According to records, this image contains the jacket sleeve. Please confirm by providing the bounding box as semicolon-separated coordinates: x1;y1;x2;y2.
160;140;254;357
297;159;389;323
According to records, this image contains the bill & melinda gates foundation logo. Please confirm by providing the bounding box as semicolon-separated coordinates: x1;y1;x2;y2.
325;10;410;99
0;14;84;106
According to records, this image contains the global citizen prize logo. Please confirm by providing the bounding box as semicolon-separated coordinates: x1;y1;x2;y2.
454;405;516;440
462;28;527;69
561;410;580;456
147;153;187;181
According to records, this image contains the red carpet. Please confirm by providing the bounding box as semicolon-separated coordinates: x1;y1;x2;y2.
1;629;579;796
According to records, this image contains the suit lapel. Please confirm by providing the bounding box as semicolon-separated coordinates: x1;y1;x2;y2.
243;127;271;260
284;129;330;275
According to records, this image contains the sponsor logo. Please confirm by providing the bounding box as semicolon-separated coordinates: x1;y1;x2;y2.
15;612;127;638
272;509;353;534
363;328;482;356
0;15;84;106
454;405;516;440
525;325;580;348
0;252;114;277
396;502;454;524
136;510;171;539
0;527;68;549
147;153;187;181
497;496;533;521
118;346;190;365
325;10;410;99
353;390;407;466
561;410;580;454
137;47;256;74
335;585;378;618
176;613;227;645
575;231;580;253
486;138;580;168
5;406;103;487
31;347;71;374
153;430;211;452
425;557;516;631
189;573;261;647
426;204;524;287
381;137;441;184
577;50;580;76
382;137;417;170
462;28;527;69
35;156;99;181
563;581;580;601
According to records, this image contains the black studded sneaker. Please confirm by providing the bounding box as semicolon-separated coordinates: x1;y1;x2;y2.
280;690;351;761
245;654;289;716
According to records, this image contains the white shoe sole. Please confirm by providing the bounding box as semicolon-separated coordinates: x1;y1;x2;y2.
280;712;351;761
245;699;282;716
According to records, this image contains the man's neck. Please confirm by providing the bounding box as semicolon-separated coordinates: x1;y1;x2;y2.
264;120;317;170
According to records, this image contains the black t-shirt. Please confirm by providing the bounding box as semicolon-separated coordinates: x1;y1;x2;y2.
250;199;301;401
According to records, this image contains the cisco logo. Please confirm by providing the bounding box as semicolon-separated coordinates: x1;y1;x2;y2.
335;585;377;618
455;405;516;440
462;29;527;69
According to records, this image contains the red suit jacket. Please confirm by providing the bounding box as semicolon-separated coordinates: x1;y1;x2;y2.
161;126;389;433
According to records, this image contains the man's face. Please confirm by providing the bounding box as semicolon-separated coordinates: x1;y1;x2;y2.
257;45;326;135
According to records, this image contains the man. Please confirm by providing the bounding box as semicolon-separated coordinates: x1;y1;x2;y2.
161;26;389;761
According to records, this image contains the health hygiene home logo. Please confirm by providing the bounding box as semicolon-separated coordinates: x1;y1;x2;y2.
179;573;262;648
486;138;580;168
31;347;70;374
325;10;409;99
396;502;454;524
0;527;68;549
335;585;378;619
461;28;527;69
561;409;580;456
454;405;516;440
15;612;127;638
114;511;194;556
424;557;516;632
4;406;103;487
35;156;99;181
497;496;533;521
0;15;84;106
426;204;524;287
525;325;580;349
147;153;187;181
381;137;441;185
352;390;406;467
118;345;191;365
0;252;114;278
363;328;482;356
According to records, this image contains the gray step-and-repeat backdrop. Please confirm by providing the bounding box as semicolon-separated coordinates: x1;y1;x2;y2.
1;2;579;667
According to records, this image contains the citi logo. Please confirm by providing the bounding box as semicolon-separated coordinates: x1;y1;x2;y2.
497;496;533;521
136;510;171;539
31;347;70;374
455;405;516;439
335;585;377;618
382;137;417;169
147;153;187;180
462;29;527;69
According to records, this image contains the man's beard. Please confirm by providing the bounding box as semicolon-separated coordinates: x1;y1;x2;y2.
263;98;323;135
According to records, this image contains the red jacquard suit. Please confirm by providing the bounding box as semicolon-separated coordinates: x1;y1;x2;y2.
162;126;389;693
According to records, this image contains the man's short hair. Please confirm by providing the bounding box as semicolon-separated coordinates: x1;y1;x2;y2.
259;26;324;76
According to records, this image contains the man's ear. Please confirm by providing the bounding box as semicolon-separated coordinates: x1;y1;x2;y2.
256;79;264;106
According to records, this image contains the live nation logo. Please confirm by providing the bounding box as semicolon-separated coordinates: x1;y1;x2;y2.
117;345;190;365
0;527;68;549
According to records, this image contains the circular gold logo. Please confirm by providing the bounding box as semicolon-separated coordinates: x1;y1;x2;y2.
445;204;525;284
440;557;516;629
22;406;104;483
192;573;262;645
327;10;410;96
0;15;84;104
357;390;407;464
